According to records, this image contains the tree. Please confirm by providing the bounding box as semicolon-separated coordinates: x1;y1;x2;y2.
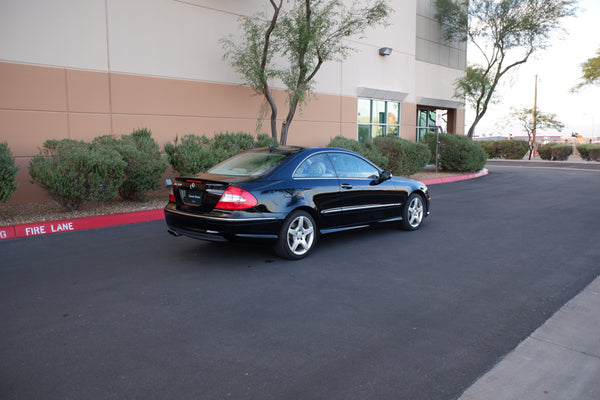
573;47;600;91
434;0;576;139
509;107;564;159
222;0;391;145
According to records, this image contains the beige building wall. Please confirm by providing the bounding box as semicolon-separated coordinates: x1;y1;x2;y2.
0;0;465;205
0;61;359;203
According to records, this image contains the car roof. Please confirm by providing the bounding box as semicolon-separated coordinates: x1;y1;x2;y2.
248;146;355;155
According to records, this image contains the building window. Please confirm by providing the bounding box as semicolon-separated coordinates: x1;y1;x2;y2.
415;0;467;70
416;108;447;141
357;98;401;142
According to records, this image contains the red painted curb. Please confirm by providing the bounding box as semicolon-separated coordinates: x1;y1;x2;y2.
420;168;488;185
0;169;488;241
1;209;164;241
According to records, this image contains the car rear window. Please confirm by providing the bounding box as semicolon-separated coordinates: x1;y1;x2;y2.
208;151;288;176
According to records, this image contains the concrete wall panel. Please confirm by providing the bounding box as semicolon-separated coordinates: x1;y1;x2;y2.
0;62;67;111
66;70;110;114
0;0;108;70
0;110;69;156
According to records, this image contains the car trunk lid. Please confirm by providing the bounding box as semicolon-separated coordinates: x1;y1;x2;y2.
172;177;231;213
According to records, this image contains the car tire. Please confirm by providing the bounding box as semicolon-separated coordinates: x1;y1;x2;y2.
400;193;425;231
274;210;317;260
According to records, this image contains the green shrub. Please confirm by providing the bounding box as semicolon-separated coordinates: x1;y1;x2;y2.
538;143;573;161
94;128;167;201
211;131;256;159
422;133;487;172
478;141;500;159
577;144;600;161
29;139;125;210
537;143;552;160
478;140;529;160
164;132;274;175
577;144;590;160
327;136;389;169
255;133;279;148
498;140;529;159
373;136;430;176
164;134;221;175
0;142;18;203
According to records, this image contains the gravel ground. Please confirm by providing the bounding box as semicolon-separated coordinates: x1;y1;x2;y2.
0;168;458;226
0;190;169;226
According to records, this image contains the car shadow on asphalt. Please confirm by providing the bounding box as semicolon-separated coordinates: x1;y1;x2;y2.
166;222;420;267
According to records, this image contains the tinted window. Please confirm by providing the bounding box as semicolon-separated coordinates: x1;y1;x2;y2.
329;153;379;179
294;153;336;178
208;152;287;176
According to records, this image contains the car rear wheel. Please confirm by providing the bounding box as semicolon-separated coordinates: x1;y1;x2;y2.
400;193;424;231
274;210;317;260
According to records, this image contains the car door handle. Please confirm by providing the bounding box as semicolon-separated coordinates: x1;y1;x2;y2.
341;183;353;190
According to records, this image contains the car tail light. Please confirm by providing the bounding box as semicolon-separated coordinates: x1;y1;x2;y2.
169;185;176;203
215;186;257;210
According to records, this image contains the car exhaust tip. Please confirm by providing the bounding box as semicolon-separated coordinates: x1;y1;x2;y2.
168;229;181;237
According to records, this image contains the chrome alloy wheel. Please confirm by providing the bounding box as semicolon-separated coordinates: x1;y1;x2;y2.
275;210;318;259
286;214;315;256
407;196;424;228
400;193;425;231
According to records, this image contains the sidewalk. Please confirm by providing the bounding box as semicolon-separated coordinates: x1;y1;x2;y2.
458;276;600;399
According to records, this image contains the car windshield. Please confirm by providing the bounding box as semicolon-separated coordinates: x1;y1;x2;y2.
208;151;288;176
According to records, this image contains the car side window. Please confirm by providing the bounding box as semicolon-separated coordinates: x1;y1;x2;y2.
329;153;379;179
294;153;336;178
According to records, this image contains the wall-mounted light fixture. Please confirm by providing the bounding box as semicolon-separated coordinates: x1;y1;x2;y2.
379;47;393;56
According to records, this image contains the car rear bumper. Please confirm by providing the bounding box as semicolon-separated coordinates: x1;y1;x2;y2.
164;203;283;242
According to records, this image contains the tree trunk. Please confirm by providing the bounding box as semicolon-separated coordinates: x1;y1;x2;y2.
280;99;300;145
264;90;278;141
467;113;484;139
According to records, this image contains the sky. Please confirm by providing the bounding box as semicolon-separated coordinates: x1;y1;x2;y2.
465;0;600;140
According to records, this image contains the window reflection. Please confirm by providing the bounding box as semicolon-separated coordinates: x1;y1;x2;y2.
388;102;399;125
373;101;386;124
357;99;371;124
357;99;401;143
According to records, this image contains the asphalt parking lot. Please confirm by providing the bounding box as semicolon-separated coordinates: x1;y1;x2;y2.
2;162;599;400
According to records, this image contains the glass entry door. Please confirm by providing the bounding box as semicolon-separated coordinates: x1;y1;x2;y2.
416;109;440;142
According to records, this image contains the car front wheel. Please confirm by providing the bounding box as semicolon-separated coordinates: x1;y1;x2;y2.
400;193;425;231
274;210;317;260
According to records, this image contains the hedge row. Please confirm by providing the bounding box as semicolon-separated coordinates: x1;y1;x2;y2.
478;140;529;160
29;129;167;210
577;144;600;161
27;131;278;210
0;142;18;203
537;143;573;161
29;139;128;211
10;131;552;209
327;136;431;176
421;133;487;172
164;132;277;175
373;136;431;176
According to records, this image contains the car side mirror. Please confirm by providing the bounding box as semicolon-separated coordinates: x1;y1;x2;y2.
371;171;392;185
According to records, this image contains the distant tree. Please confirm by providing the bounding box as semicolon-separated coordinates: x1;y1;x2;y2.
573;47;600;91
509;107;564;159
222;0;391;145
434;0;576;139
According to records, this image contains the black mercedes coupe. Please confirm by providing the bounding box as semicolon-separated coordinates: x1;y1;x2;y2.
164;146;430;259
